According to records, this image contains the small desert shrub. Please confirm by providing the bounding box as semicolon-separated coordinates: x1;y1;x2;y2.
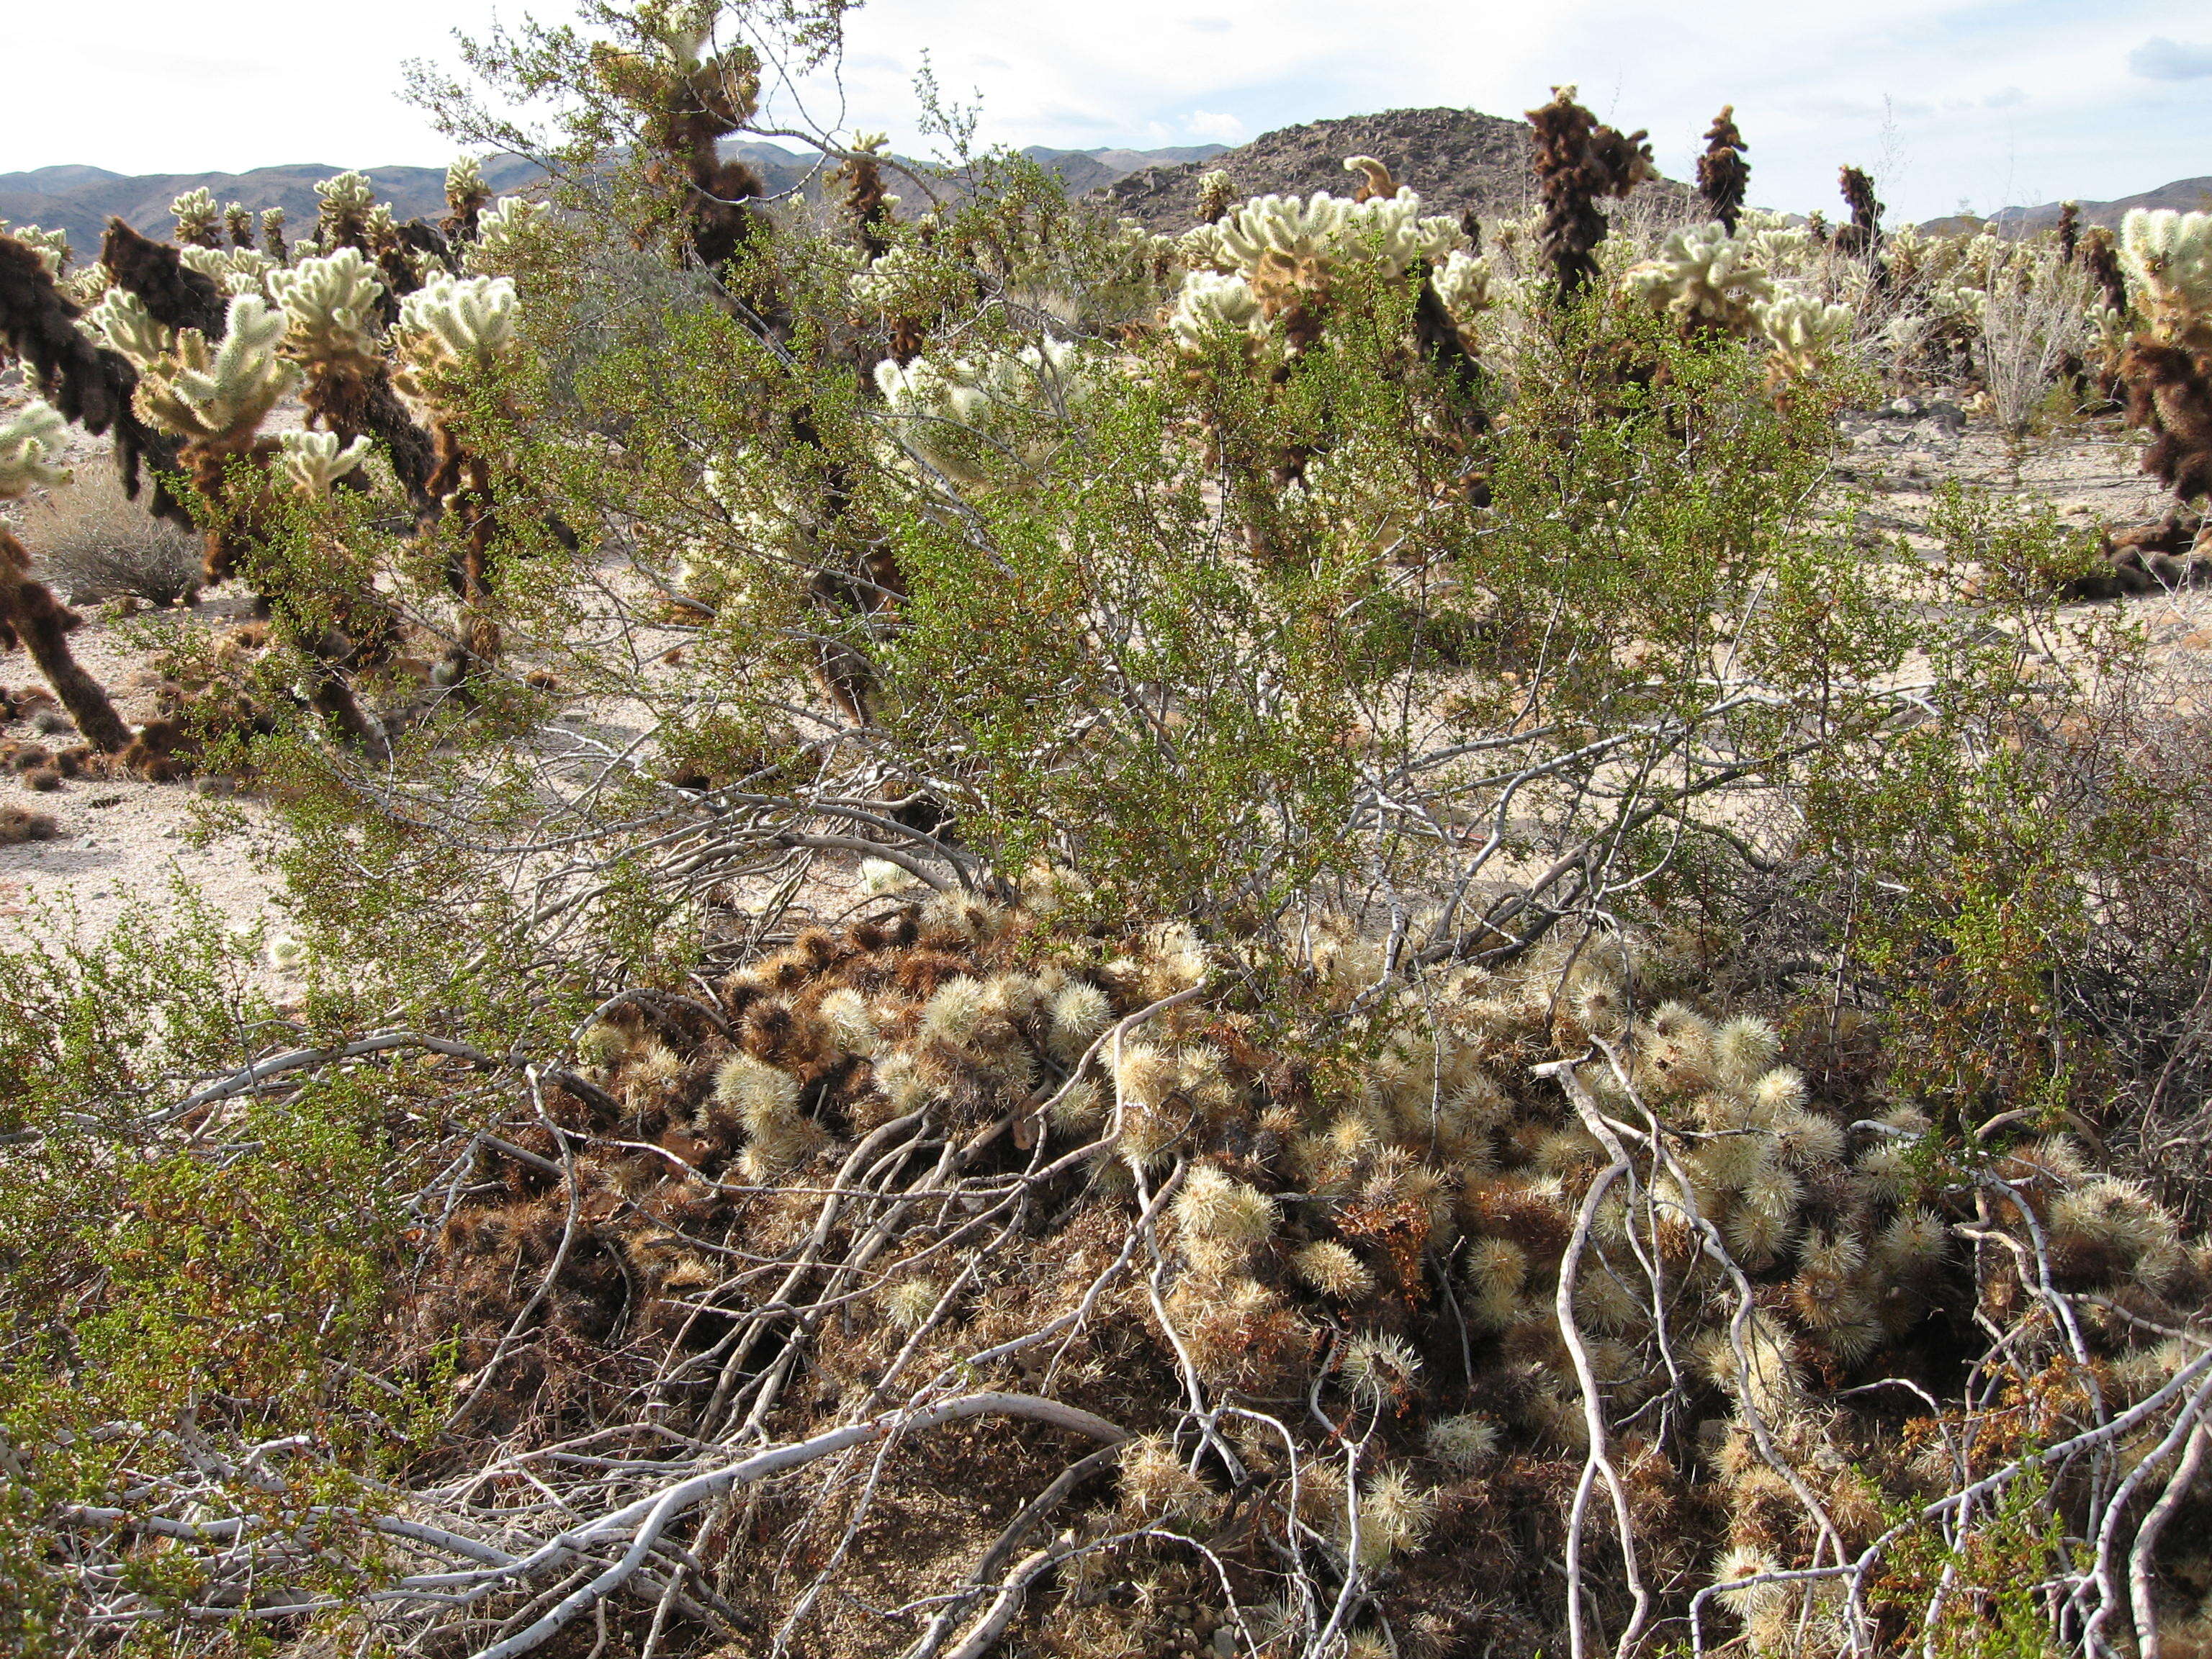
15;464;201;606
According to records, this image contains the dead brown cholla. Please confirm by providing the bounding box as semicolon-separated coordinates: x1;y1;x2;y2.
99;219;225;337
2082;226;2129;317
2057;200;2080;265
1527;86;1655;302
0;529;133;752
589;39;767;271
1834;166;1883;256
2121;339;2212;506
827;141;894;261
1696;106;1750;235
0;235;188;526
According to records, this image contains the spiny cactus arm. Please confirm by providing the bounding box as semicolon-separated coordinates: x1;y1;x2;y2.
0;410;134;751
0;234;189;523
269;248;389;366
1344;155;1396;202
0;400;71;498
138;295;300;446
1;222;71;277
84;288;179;369
101;218;227;336
2119;209;2212;347
444;156;493;240
261;207;289;261
1836;166;1884;255
398;274;519;369
170;187;220;248
1529;86;1655;300
0;527;134;751
277;428;373;497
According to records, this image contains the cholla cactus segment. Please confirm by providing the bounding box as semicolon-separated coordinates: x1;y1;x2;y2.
84;287;179;369
0;400;71;499
463;197;552;275
1167;271;1267;354
2119;208;2212;347
1431;249;1499;326
1621;222;1776;334
260;207;288;260
1755;291;1855;378
269;248;387;365
446;156;488;212
1195;168;1235;225
171;187;221;247
180;245;278;299
135;294;299;444
315;171;377;247
873;336;1098;483
277;428;372;496
397;274;519;368
1;223;70;277
1213;188;1466;294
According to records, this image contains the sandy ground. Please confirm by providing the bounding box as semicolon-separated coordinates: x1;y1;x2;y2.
2;375;2206;959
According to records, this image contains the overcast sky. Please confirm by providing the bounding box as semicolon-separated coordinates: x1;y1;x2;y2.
6;1;2209;222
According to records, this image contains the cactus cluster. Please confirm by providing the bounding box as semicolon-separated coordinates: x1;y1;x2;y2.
0;400;71;499
873;336;1096;482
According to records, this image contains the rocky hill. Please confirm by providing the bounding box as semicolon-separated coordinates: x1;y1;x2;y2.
1095;107;1541;230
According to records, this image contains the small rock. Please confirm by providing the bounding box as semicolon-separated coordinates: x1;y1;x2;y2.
1923;399;1966;434
1210;1631;1236;1658
1887;395;1923;418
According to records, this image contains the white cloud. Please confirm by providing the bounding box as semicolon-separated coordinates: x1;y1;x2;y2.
2129;37;2212;79
1187;111;1247;144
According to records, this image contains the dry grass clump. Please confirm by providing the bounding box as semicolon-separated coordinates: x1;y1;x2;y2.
16;463;202;606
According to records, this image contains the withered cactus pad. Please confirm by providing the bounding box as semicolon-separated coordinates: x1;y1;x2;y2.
100;219;226;338
1528;86;1655;302
0;235;187;524
1696;105;1750;235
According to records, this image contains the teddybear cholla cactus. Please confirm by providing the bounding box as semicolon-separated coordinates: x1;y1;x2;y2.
1697;105;1751;235
2115;210;2212;509
1528;85;1655;300
0;402;135;750
399;885;2212;1658
171;188;221;248
442;156;492;242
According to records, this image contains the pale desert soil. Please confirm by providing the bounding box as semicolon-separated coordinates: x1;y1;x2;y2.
2;377;2206;961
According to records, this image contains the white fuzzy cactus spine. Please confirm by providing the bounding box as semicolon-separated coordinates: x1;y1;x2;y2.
1753;292;1856;379
464;197;552;274
0;401;72;499
1431;249;1500;326
1168;271;1267;354
1621;222;1776;333
399;274;520;369
874;336;1095;482
136;295;300;443
170;187;220;245
269;248;387;365
277;429;372;497
3;223;70;277
84;288;179;369
1213;186;1465;287
180;245;279;299
2119;209;2212;345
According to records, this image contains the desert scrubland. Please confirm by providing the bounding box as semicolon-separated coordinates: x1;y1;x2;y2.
9;4;2212;1656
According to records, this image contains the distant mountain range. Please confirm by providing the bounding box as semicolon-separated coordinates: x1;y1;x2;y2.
1913;177;2212;238
0;142;1226;261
